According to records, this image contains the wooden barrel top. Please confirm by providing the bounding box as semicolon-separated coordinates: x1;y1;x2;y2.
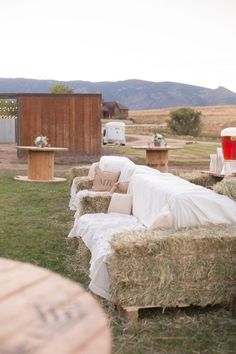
0;258;111;354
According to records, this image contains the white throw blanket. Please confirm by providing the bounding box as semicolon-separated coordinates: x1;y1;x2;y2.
68;212;144;299
68;167;236;300
129;173;236;228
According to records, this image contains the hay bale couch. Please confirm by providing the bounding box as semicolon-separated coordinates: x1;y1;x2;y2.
68;156;236;320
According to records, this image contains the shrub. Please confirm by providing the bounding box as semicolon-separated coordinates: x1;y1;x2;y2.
168;107;202;136
50;83;74;94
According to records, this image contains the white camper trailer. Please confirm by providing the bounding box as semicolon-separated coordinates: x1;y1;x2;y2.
103;122;126;145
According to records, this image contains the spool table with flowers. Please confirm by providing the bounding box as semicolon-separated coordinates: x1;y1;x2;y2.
132;133;181;172
132;145;180;172
15;135;68;182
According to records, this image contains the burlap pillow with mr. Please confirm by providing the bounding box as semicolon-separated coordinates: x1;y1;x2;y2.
92;166;120;192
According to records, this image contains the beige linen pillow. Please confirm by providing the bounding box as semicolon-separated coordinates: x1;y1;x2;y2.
108;193;132;215
92;166;120;192
110;181;129;194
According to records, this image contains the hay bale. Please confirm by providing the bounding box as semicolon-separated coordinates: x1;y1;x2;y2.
77;239;91;275
108;224;236;308
76;177;94;192
177;171;217;188
213;177;236;201
80;193;111;215
70;165;91;180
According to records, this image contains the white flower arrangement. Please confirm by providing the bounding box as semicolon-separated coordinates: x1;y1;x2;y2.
153;133;164;141
35;135;49;148
153;132;166;146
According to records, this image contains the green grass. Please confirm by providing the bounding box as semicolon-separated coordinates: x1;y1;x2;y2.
0;171;236;354
0;171;84;282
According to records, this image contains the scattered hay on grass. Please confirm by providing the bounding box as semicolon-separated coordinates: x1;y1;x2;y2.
213;177;236;201
109;224;236;308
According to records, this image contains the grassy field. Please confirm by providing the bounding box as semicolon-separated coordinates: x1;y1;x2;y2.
0;170;236;354
128;105;236;137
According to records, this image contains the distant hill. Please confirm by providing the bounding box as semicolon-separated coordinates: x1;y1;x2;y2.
0;78;236;110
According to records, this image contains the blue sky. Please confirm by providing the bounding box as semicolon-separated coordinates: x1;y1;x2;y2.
1;0;236;92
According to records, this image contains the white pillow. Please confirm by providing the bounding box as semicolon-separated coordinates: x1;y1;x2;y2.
108;193;132;215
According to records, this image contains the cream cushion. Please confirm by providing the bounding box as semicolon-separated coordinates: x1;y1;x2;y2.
108;193;132;215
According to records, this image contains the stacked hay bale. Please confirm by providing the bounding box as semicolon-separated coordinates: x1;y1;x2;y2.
213;177;236;202
177;171;218;188
109;225;236;308
77;239;91;276
80;193;111;215
75;177;94;192
70;165;91;180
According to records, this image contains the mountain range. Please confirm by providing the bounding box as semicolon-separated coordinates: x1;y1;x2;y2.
0;78;236;110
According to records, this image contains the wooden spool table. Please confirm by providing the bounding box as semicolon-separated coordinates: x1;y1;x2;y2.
132;145;180;172
15;146;68;182
0;258;112;354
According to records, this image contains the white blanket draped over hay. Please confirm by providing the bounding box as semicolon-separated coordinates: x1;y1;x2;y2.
68;170;236;299
69;213;144;299
129;173;236;228
69;156;137;210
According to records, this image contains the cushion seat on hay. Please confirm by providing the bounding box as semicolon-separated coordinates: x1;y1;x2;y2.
69;156;159;211
69;212;144;299
68;168;236;302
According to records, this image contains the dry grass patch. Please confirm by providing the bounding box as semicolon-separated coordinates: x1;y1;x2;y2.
129;105;236;137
